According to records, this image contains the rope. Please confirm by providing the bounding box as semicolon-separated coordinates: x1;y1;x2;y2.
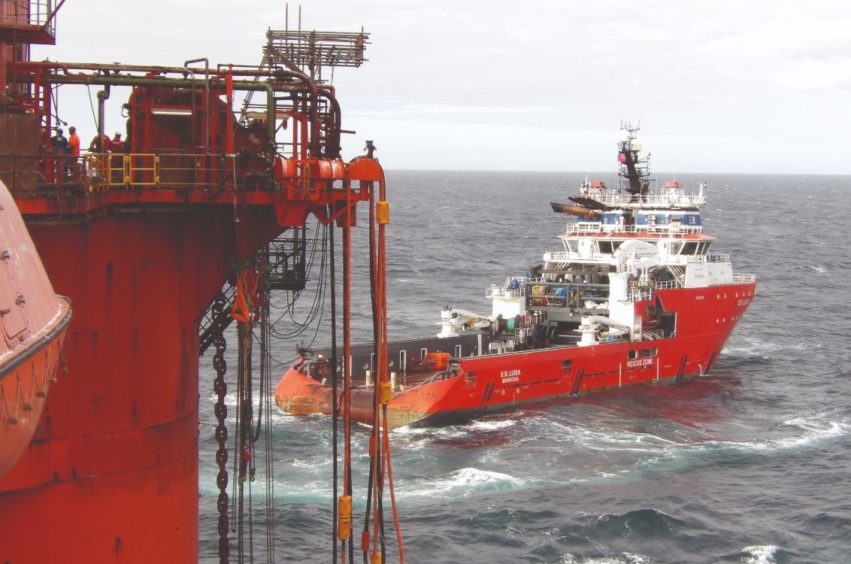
329;210;340;563
343;190;355;564
224;252;285;563
85;84;99;131
352;172;404;563
366;185;382;563
232;320;243;558
260;254;276;563
267;223;327;342
376;174;405;563
383;405;405;562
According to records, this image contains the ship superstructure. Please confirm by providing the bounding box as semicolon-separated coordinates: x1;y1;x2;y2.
499;126;723;351
276;125;756;428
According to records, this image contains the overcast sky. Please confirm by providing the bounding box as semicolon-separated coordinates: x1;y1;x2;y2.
36;0;851;174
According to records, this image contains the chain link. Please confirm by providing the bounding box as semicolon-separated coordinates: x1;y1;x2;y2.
212;291;230;563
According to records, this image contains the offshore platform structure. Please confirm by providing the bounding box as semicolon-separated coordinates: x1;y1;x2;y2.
0;2;399;562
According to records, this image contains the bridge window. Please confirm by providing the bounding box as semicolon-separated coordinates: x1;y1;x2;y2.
597;241;622;254
681;242;699;255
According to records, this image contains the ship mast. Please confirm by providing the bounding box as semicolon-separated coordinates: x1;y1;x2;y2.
618;122;651;197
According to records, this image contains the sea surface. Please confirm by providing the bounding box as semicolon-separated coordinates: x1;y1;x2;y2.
198;171;851;563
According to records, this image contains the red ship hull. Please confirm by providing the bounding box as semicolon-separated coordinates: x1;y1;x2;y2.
276;283;756;428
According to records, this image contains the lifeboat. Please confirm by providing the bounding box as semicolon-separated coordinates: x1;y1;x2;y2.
549;201;599;219
0;181;72;478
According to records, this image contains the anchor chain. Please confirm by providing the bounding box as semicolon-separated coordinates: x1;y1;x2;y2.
212;290;230;563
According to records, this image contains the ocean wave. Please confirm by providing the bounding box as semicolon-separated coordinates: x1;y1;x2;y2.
632;412;850;476
469;418;518;432
527;415;681;453
721;335;782;357
593;508;683;538
395;422;453;436
728;544;781;563
275;477;331;496
793;264;827;273
513;408;851;485
393;423;473;441
774;413;850;448
399;466;526;499
560;553;652;564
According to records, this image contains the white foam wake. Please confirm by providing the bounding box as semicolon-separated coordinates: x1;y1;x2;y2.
741;544;779;563
401;467;525;499
560;552;651;564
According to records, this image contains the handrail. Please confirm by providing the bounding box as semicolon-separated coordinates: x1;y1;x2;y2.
573;191;706;208
0;1;54;31
564;222;703;236
486;286;525;299
732;273;757;283
1;151;270;193
686;253;731;264
654;280;681;290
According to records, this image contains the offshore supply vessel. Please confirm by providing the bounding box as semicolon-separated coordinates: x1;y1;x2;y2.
275;127;757;428
1;3;400;562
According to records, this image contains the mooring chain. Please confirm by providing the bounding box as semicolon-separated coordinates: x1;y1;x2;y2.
212;302;230;564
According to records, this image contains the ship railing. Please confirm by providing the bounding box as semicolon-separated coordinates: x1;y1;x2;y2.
2;152;208;192
0;153;80;192
0;1;56;35
627;289;654;302
654;280;682;290
641;328;667;341
486;276;531;299
565;223;703;237
686;253;731;264
626;279;683;301
8;151;283;193
580;192;706;208
543;251;580;263
524;277;609;289
732;273;756;283
486;285;526;299
86;152;242;191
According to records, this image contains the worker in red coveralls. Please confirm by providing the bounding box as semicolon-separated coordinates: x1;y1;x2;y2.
68;126;80;157
67;126;81;179
89;133;110;152
111;132;124;152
